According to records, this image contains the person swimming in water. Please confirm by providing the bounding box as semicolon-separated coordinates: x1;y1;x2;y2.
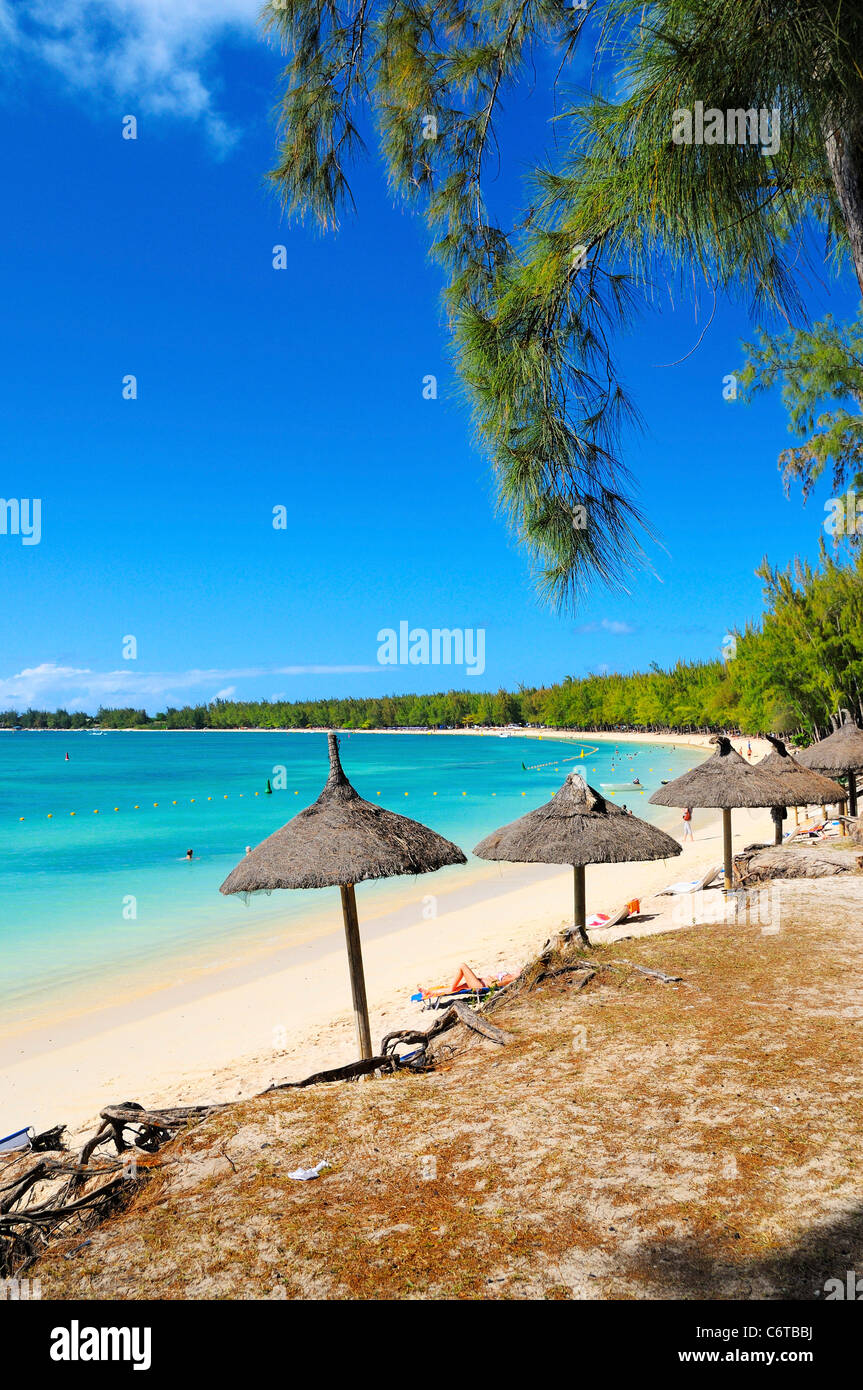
185;849;194;861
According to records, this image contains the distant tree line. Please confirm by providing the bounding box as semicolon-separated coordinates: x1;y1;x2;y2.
3;548;861;739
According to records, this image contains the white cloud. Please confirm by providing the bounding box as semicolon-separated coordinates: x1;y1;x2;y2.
0;662;383;710
0;0;262;149
575;618;637;636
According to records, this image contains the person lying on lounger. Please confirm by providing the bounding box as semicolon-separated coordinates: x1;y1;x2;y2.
449;963;518;993
416;963;519;1002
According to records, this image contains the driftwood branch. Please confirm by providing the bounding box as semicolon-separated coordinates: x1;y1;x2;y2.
615;961;683;984
572;955;683;984
265;1055;396;1090
450;999;513;1044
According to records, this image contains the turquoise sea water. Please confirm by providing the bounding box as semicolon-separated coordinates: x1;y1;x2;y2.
0;731;703;1027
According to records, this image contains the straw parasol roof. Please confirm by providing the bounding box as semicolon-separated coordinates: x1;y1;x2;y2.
759;735;846;805
220;733;466;895
794;713;863;776
474;771;681;865
648;736;791;809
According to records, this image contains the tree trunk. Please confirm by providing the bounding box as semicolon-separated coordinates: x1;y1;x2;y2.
824;118;863;297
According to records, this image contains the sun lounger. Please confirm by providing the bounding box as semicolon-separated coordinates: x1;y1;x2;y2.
418;987;490;1011
0;1127;32;1155
563;898;641;938
589;900;638;930
785;820;825;841
659;864;721;895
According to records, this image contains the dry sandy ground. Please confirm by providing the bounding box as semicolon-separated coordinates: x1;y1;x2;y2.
33;870;863;1301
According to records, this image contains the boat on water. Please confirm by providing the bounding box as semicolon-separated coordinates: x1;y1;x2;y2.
601;781;644;790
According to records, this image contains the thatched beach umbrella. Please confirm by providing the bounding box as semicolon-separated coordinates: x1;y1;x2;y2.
759;736;846;843
795;713;863;819
650;736;793;889
473;771;681;945
220;733;466;1059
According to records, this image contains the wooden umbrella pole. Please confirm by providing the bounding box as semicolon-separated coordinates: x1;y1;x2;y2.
849;774;858;819
573;864;589;945
340;884;373;1060
722;809;733;891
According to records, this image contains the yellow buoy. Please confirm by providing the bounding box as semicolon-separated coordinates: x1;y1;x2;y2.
70;811;76;816
47;814;53;818
19;816;24;821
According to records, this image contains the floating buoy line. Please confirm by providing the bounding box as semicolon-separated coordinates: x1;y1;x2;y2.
521;744;599;771
13;785;582;823
13;747;674;823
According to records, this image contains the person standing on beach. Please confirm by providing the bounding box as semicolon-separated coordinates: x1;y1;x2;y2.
682;808;694;841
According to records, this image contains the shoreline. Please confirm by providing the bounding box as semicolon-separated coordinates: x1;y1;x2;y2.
3;801;779;1144
0;727;696;1041
0;728;773;1141
1;725;773;758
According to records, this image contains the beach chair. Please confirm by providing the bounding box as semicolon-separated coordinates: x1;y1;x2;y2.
592;901;637;931
415;985;491;1011
785;820;825;841
562;898;641;939
0;1127;32;1156
658;863;721;896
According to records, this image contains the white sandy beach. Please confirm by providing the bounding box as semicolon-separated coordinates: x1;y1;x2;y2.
2;737;781;1142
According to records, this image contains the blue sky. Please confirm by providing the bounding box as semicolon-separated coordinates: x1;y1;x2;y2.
0;1;858;713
